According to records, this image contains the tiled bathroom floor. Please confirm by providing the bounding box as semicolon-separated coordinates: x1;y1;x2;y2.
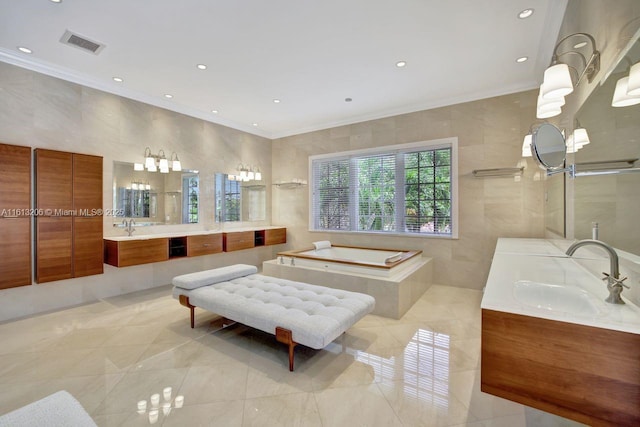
0;284;585;426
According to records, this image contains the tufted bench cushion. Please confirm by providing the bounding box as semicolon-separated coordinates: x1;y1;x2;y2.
172;265;375;369
173;268;375;350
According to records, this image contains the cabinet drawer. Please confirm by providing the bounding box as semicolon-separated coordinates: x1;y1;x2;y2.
265;228;286;245
187;234;222;257
104;238;169;267
223;231;255;252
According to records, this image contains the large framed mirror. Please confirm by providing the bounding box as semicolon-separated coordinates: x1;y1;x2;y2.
214;173;266;222
113;161;199;225
573;35;640;255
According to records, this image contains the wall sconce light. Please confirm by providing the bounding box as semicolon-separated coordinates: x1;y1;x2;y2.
138;147;182;173
537;32;600;118
611;60;640;107
236;164;262;182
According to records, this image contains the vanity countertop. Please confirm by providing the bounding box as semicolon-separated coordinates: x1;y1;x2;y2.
482;238;640;334
104;225;286;242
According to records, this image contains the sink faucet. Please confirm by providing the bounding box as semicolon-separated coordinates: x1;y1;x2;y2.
122;219;136;237
565;239;628;304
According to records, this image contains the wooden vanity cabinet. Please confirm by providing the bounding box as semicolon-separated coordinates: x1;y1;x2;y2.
104;239;169;267
187;234;223;257
0;143;32;289
35;149;103;283
223;231;255;252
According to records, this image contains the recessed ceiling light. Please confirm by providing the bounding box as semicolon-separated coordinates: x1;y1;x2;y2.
196;64;207;70
211;109;218;114
252;123;258;127
516;56;528;63
518;8;534;19
112;77;123;82
273;99;281;103
396;61;407;68
573;41;588;49
50;0;62;3
164;94;173;99
17;46;32;54
345;98;353;102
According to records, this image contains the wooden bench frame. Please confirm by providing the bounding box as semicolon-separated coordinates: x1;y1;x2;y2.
179;295;299;371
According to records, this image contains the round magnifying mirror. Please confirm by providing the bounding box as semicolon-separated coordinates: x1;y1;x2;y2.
531;123;566;170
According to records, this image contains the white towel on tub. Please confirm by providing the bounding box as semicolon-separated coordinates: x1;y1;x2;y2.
313;240;331;250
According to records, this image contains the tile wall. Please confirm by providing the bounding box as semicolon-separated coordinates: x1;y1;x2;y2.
0;61;275;321
271;91;546;290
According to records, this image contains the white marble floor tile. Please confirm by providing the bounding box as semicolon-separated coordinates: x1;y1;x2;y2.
0;284;587;427
242;392;322;426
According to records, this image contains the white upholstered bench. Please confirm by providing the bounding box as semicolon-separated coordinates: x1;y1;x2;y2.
172;264;375;371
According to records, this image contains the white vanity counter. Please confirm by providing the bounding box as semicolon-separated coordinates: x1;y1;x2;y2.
104;226;285;241
482;238;640;334
104;230;222;241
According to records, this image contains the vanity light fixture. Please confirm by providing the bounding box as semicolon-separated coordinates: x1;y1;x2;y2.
573;127;590;148
236;164;262;182
628;62;640;95
611;73;640;107
141;147;181;173
537;33;600;117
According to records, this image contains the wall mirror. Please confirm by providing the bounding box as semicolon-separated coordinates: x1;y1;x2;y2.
214;173;266;222
573;35;640;255
531;123;567;170
113;161;199;225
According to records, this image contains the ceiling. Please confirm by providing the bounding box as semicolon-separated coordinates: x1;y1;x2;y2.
0;0;567;139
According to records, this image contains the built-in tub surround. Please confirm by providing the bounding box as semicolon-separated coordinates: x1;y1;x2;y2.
481;238;640;426
263;250;432;319
276;246;422;278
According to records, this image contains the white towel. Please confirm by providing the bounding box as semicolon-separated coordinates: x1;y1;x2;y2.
384;252;403;263
313;240;331;250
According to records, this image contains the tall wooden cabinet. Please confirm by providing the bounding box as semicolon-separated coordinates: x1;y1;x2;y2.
0;143;32;289
35;149;103;283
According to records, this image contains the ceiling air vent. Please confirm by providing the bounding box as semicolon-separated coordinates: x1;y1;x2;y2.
60;30;105;55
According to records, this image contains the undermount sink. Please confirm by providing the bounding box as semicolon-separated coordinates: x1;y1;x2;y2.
513;280;605;317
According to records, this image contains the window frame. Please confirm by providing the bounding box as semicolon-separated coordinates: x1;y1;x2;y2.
308;138;458;239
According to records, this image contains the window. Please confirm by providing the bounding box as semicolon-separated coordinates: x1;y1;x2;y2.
215;174;241;222
182;174;199;224
310;138;457;237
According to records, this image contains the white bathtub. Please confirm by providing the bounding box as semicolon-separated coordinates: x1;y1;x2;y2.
277;246;422;278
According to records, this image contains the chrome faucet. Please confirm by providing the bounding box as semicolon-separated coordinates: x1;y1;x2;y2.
122;219;136;237
565;239;628;304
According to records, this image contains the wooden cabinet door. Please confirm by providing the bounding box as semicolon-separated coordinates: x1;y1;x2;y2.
187;234;223;257
0;143;31;211
0;218;31;289
36;216;73;283
73;216;104;277
265;228;286;245
35;149;73;212
73;153;103;212
223;231;255;252
104;238;169;267
0;143;32;289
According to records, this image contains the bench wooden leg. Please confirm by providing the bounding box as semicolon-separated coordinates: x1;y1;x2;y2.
275;327;298;372
178;295;196;328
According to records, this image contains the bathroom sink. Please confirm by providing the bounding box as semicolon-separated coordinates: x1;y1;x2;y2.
513;280;604;317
